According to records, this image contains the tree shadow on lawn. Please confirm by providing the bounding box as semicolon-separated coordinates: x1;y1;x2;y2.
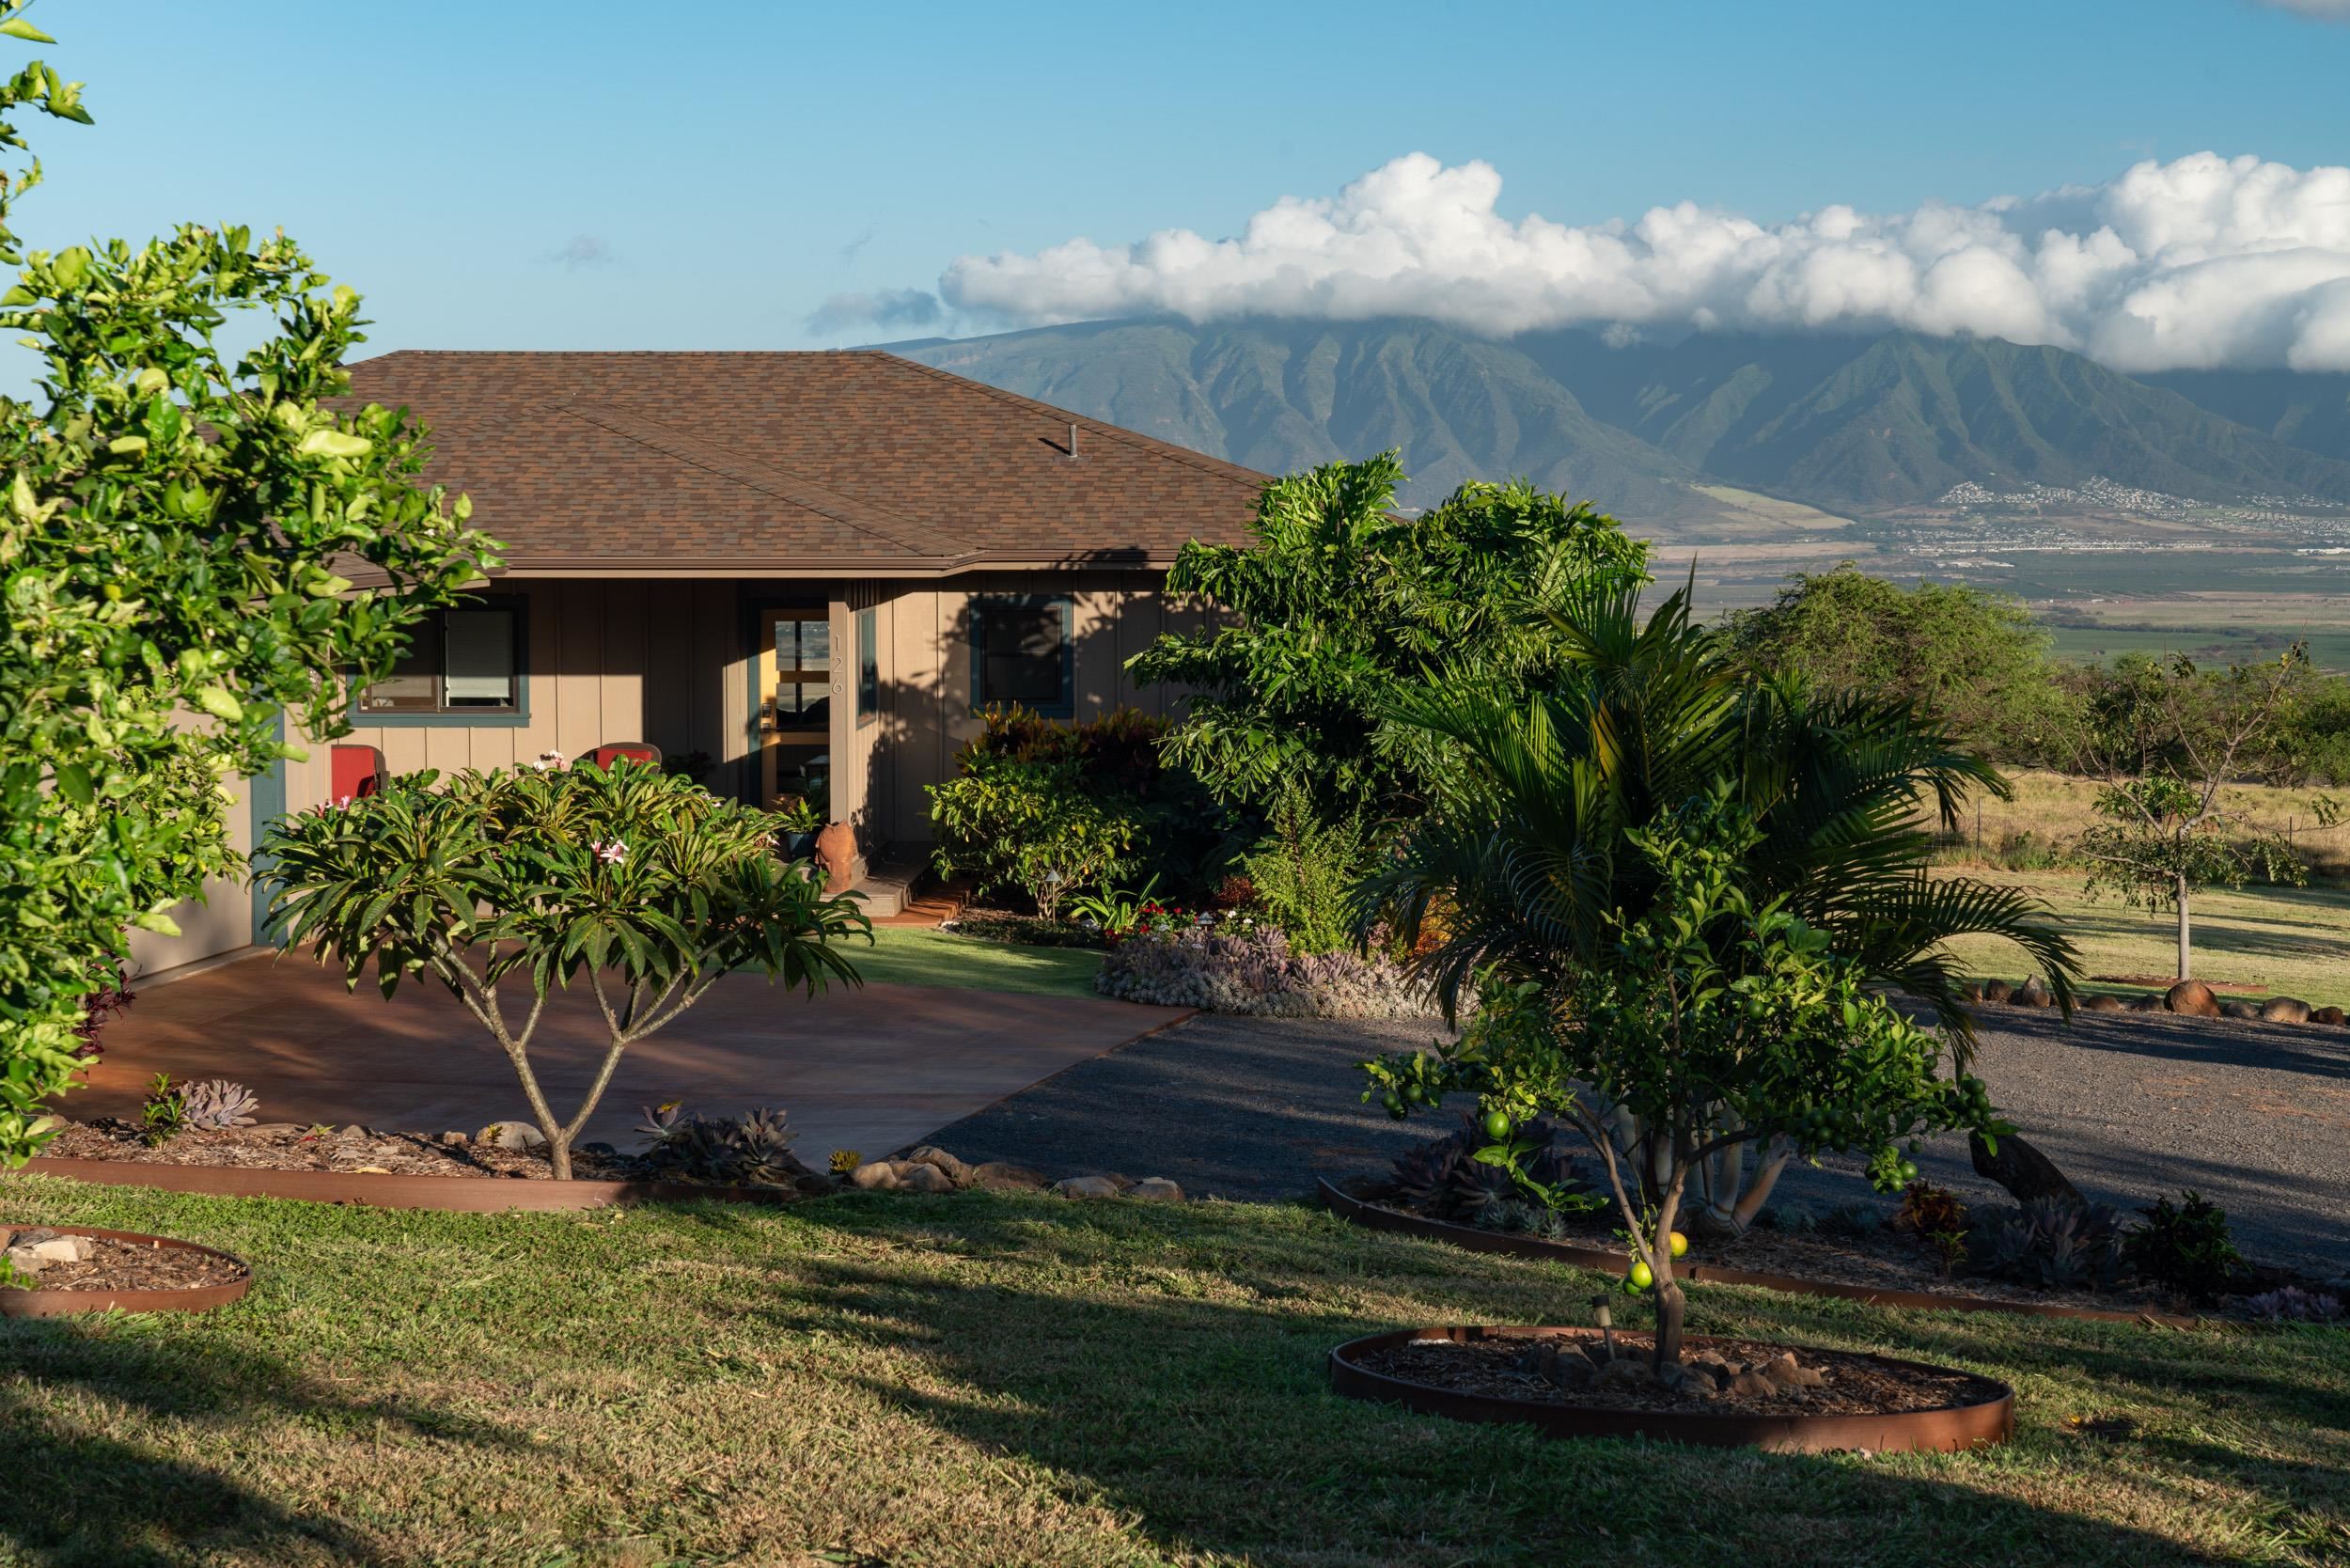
690;1197;2339;1568
0;1317;530;1568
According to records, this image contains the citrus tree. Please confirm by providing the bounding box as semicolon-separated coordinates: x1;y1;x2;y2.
0;6;497;1166
260;760;870;1178
1365;794;2001;1373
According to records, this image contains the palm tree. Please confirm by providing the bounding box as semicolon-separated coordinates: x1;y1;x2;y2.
1363;579;2078;1232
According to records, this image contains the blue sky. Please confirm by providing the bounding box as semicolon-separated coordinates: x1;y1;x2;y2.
12;0;2350;360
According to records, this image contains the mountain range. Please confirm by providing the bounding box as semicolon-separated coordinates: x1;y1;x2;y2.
892;320;2350;524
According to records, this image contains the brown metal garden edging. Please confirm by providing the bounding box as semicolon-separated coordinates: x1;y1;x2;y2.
1331;1325;2014;1452
0;1224;252;1318
21;1156;800;1214
1318;1178;2210;1330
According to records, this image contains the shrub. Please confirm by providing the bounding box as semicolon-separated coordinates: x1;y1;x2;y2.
928;705;1230;916
262;760;868;1178
1385;1111;1597;1221
139;1074;186;1148
635;1103;807;1187
2125;1189;2242;1302
1891;1180;1969;1237
1239;786;1371;955
1094;925;1437;1019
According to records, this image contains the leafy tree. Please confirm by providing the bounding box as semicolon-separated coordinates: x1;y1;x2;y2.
261;761;870;1178
1367;794;1999;1373
2072;648;2310;980
1128;451;1649;828
1725;564;2067;761
1360;580;2076;1234
0;8;496;1167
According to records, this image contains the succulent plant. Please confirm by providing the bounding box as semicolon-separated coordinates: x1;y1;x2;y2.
2124;1190;2242;1303
2243;1286;2344;1324
637;1103;807;1187
1385;1112;1594;1221
179;1078;259;1132
1967;1198;2128;1291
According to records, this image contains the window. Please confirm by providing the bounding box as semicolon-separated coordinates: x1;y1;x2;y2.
358;604;523;717
970;596;1072;716
855;607;879;727
769;612;831;735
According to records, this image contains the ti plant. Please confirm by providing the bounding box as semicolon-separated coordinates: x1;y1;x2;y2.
1366;794;2002;1372
261;760;870;1179
0;4;498;1166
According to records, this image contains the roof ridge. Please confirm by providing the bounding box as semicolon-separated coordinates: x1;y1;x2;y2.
857;351;1274;496
548;401;979;563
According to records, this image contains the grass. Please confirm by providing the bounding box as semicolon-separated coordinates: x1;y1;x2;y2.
1935;869;2350;1007
845;925;1104;999
0;1180;2344;1567
1932;769;2350;880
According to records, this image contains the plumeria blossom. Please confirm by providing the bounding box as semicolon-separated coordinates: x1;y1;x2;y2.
531;749;566;771
591;839;629;866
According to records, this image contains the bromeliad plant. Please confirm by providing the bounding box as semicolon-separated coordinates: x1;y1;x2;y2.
261;760;870;1178
1366;795;2002;1373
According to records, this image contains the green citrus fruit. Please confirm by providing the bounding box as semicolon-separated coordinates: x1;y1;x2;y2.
1628;1259;1654;1290
1481;1108;1512;1142
1668;1231;1688;1258
1622;1276;1643;1296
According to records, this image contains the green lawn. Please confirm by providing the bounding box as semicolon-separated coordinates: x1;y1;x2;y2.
2;1178;2344;1566
1936;870;2350;1007
844;926;1104;999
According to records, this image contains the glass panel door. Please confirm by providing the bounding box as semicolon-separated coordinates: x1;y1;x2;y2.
761;608;837;810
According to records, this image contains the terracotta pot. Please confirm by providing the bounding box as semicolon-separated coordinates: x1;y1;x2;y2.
814;821;858;889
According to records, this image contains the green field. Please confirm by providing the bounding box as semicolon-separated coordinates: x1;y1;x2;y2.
4;1177;2345;1566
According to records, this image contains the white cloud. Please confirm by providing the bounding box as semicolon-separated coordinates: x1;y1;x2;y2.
806;287;945;335
939;151;2350;372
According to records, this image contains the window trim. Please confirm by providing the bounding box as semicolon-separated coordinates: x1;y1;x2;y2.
351;596;532;729
855;606;880;729
968;594;1073;719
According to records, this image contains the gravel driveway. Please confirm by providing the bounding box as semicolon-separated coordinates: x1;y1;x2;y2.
922;1005;2350;1277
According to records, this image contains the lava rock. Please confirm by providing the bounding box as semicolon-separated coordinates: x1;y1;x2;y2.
2221;1000;2263;1020
2127;995;2166;1011
2313;1006;2347;1027
478;1121;546;1151
1982;979;2014;1004
2166;980;2221;1017
2259;996;2312;1025
1594;1357;1650;1391
2015;977;2054;1008
2080;994;2126;1013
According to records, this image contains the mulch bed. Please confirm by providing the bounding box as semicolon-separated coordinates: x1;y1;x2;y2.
2;1227;245;1294
47;1120;663;1184
1355;1334;1996;1417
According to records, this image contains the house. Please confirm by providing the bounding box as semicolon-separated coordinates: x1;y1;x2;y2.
130;350;1271;979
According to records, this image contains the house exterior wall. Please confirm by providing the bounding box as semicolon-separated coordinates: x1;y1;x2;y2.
140;567;1201;975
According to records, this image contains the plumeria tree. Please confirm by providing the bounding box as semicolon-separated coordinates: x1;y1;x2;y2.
260;760;870;1178
0;5;497;1166
1366;794;2002;1373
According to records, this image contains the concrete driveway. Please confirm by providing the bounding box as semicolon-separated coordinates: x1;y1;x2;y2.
68;951;1187;1160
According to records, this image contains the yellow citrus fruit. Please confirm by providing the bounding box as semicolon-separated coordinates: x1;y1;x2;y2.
1668;1231;1688;1258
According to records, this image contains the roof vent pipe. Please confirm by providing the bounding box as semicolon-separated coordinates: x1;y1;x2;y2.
1067;421;1079;459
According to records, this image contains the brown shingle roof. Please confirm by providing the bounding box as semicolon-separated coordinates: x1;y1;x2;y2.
342;350;1271;574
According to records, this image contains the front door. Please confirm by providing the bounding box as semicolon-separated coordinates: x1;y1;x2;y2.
759;607;837;810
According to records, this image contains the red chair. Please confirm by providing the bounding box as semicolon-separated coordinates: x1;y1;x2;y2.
584;742;663;770
329;745;387;805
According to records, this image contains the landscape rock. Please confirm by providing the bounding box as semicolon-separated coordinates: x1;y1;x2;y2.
2314;1006;2347;1027
478;1121;546;1151
2080;993;2126;1013
901;1146;973;1184
2259;996;2312;1025
438;1131;470;1148
2221;1000;2263;1020
1969;1130;2086;1210
3;1248;43;1277
1729;1371;1778;1398
792;1173;838;1197
19;1234;90;1264
848;1161;902;1191
967;1161;1050;1191
1128;1178;1185;1202
1051;1175;1124;1200
894;1161;955;1194
1594;1357;1649;1391
2127;995;2166;1012
2015;977;2054;1008
1982;979;2013;1004
2166;980;2221;1017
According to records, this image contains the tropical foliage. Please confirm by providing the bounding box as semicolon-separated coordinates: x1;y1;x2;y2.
0;9;495;1167
260;760;870;1178
1358;580;2077;1236
1127;452;1650;826
1367;795;2000;1372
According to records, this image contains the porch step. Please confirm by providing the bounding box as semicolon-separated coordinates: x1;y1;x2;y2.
854;855;935;922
